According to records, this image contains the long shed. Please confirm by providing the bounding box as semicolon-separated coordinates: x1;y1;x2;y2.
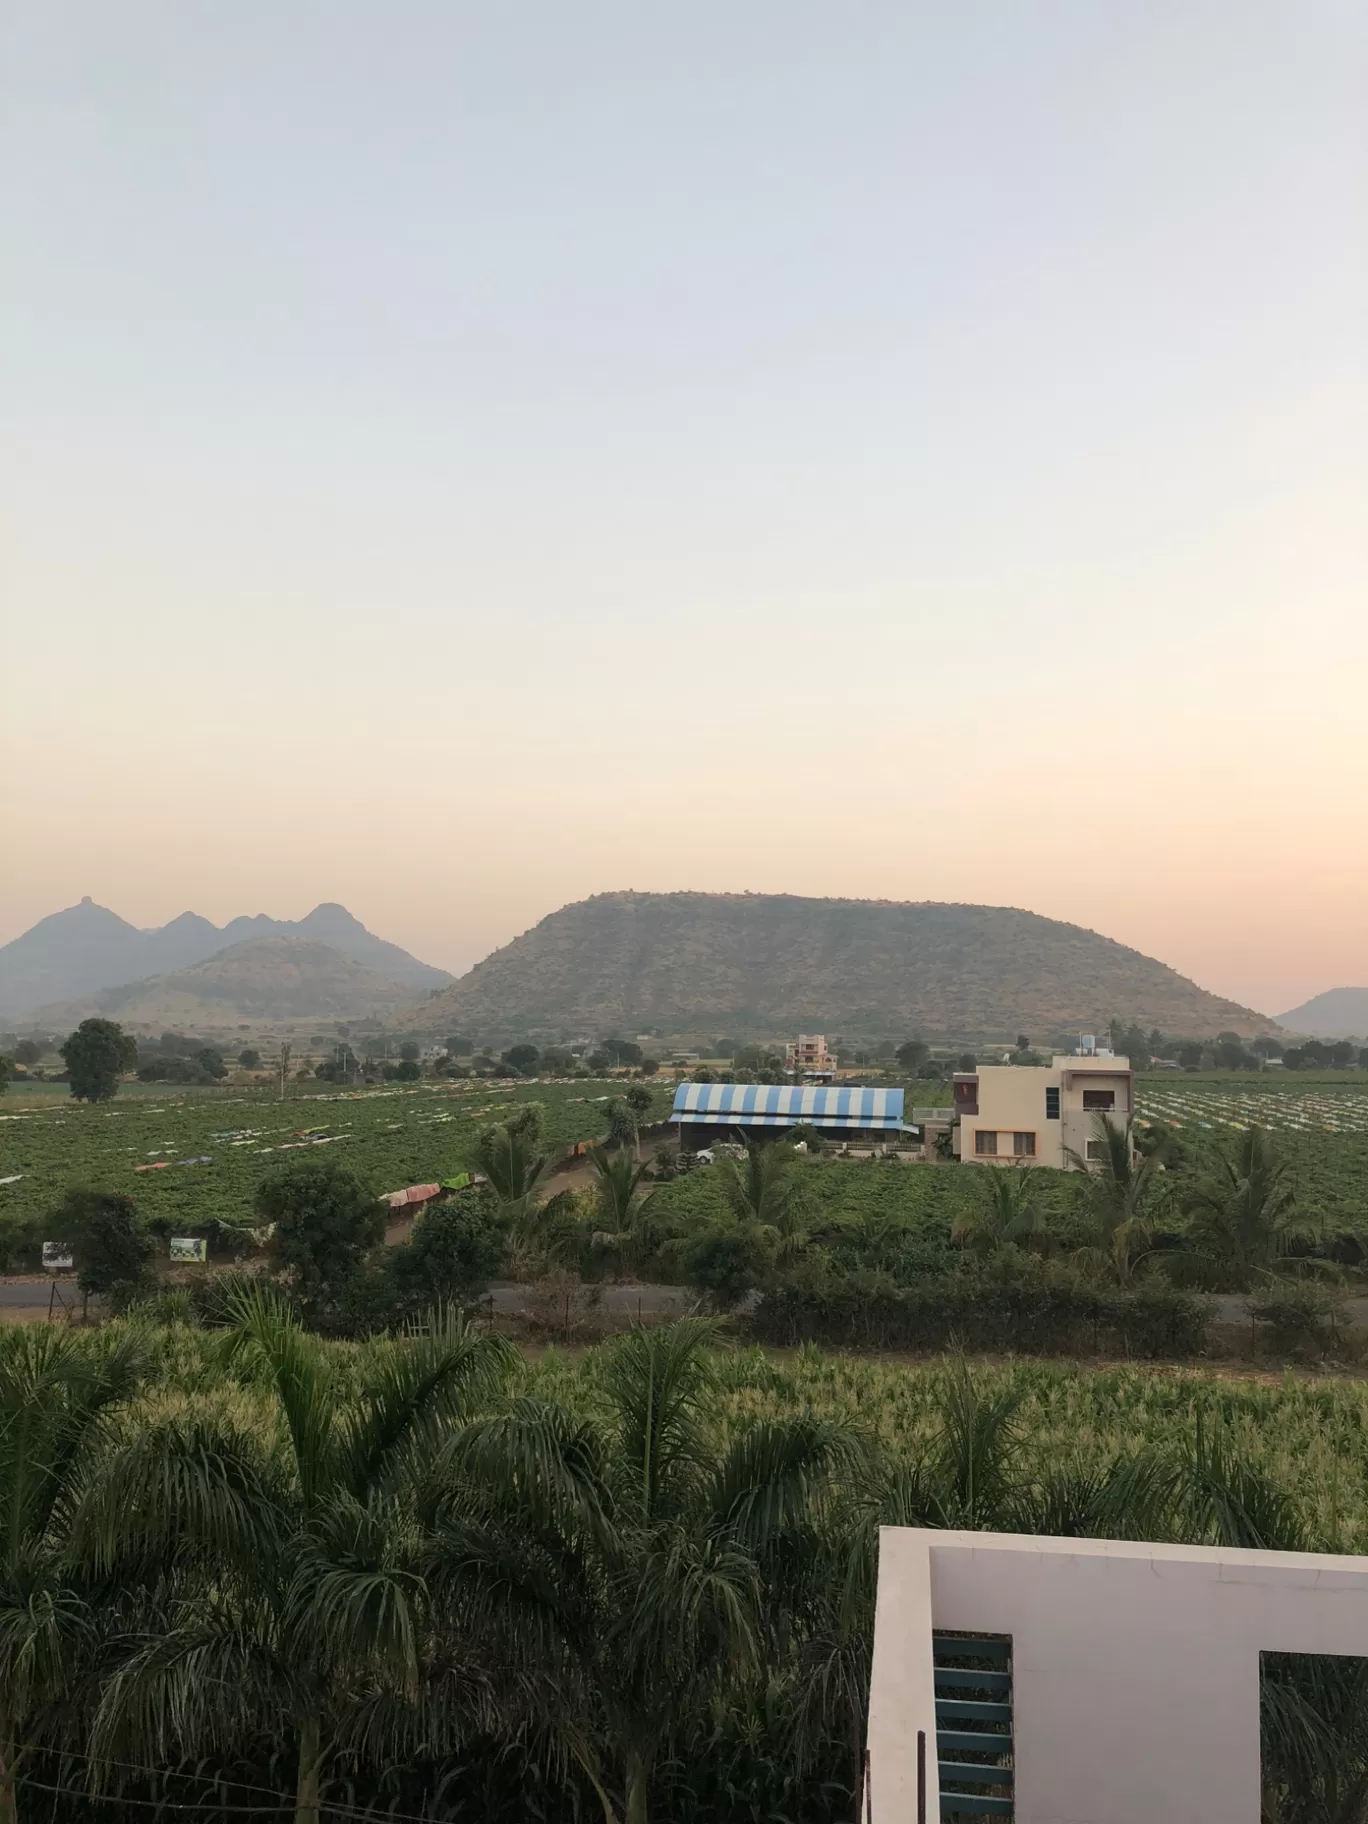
670;1082;910;1147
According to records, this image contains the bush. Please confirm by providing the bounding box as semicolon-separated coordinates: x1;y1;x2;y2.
683;1227;766;1311
1251;1283;1349;1361
749;1260;1209;1359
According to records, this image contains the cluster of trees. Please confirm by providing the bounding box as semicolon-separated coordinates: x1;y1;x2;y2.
136;1033;229;1085
1;1311;1360;1824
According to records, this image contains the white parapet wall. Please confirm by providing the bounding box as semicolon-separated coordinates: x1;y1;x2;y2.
868;1528;1368;1824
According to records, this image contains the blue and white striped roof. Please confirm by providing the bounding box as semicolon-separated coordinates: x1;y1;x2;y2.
671;1082;905;1130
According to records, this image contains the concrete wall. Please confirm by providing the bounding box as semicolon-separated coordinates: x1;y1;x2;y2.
868;1529;1368;1824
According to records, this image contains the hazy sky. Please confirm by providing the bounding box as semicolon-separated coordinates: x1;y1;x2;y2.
3;1;1365;1016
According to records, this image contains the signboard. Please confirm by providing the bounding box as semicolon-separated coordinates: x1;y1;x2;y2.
42;1241;74;1272
169;1237;208;1263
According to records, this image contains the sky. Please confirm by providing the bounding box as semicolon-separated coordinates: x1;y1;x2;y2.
2;1;1365;1017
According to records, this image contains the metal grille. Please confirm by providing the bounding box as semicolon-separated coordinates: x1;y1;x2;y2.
933;1631;1014;1819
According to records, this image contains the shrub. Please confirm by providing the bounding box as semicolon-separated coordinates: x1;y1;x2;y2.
749;1260;1209;1359
1251;1283;1349;1361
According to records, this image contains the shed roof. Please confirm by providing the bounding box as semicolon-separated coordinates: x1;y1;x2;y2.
670;1082;905;1130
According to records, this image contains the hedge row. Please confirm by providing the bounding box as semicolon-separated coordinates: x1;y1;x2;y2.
749;1276;1210;1359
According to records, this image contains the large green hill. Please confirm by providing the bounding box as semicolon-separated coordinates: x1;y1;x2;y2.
413;891;1277;1041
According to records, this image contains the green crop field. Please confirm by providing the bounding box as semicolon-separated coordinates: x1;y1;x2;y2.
0;1079;673;1240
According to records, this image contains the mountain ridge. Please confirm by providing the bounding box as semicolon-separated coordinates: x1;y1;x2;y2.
413;890;1279;1040
1276;987;1368;1040
0;898;451;1018
26;935;416;1029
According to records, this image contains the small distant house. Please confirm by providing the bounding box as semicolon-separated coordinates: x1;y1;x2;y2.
953;1053;1134;1170
784;1034;837;1081
671;1082;913;1149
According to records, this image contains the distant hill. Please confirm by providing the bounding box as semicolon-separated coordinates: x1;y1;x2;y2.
29;937;415;1029
413;891;1278;1041
0;898;450;1018
1276;987;1368;1040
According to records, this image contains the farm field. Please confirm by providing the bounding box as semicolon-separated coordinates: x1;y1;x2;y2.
0;1079;671;1239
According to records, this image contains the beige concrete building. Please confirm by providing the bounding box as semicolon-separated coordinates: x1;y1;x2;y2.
952;1053;1133;1170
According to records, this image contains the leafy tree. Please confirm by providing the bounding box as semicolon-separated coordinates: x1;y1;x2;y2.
0;1324;147;1824
540;1045;574;1074
255;1162;384;1309
895;1039;929;1071
951;1167;1051;1256
445;1035;474;1056
195;1047;228;1080
601;1038;643;1068
690;1066;716;1084
1213;1036;1254;1071
14;1040;40;1067
638;1058;659;1077
59;1019;137;1103
1177;1040;1205;1070
47;1188;157;1309
389;1189;507;1304
1016;1035;1030;1053
502;1043;539;1074
955;1052;977;1073
394;1059;422;1082
605;1099;641;1153
237;1048;262;1069
87;1288;513;1824
425;1320;852;1824
0;1055;11;1096
1181;1126;1310;1289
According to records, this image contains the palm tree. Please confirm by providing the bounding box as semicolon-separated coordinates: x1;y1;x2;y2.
716;1142;811;1263
1067;1113;1161;1285
476;1122;551;1225
423;1318;854;1824
789;1360;1163;1804
1182;1125;1310;1288
588;1149;658;1273
0;1324;146;1824
83;1286;512;1824
951;1166;1051;1256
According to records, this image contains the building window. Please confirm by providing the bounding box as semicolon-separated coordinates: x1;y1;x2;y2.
1012;1132;1036;1157
1083;1089;1116;1111
975;1130;998;1156
1086;1138;1108;1162
1045;1086;1060;1120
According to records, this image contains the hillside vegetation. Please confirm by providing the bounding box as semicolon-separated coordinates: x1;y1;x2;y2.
416;891;1276;1040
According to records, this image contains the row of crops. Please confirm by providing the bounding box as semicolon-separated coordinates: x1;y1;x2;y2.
1138;1080;1368;1134
0;1079;670;1235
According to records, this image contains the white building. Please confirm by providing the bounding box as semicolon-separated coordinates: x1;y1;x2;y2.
952;1053;1133;1170
867;1527;1368;1823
